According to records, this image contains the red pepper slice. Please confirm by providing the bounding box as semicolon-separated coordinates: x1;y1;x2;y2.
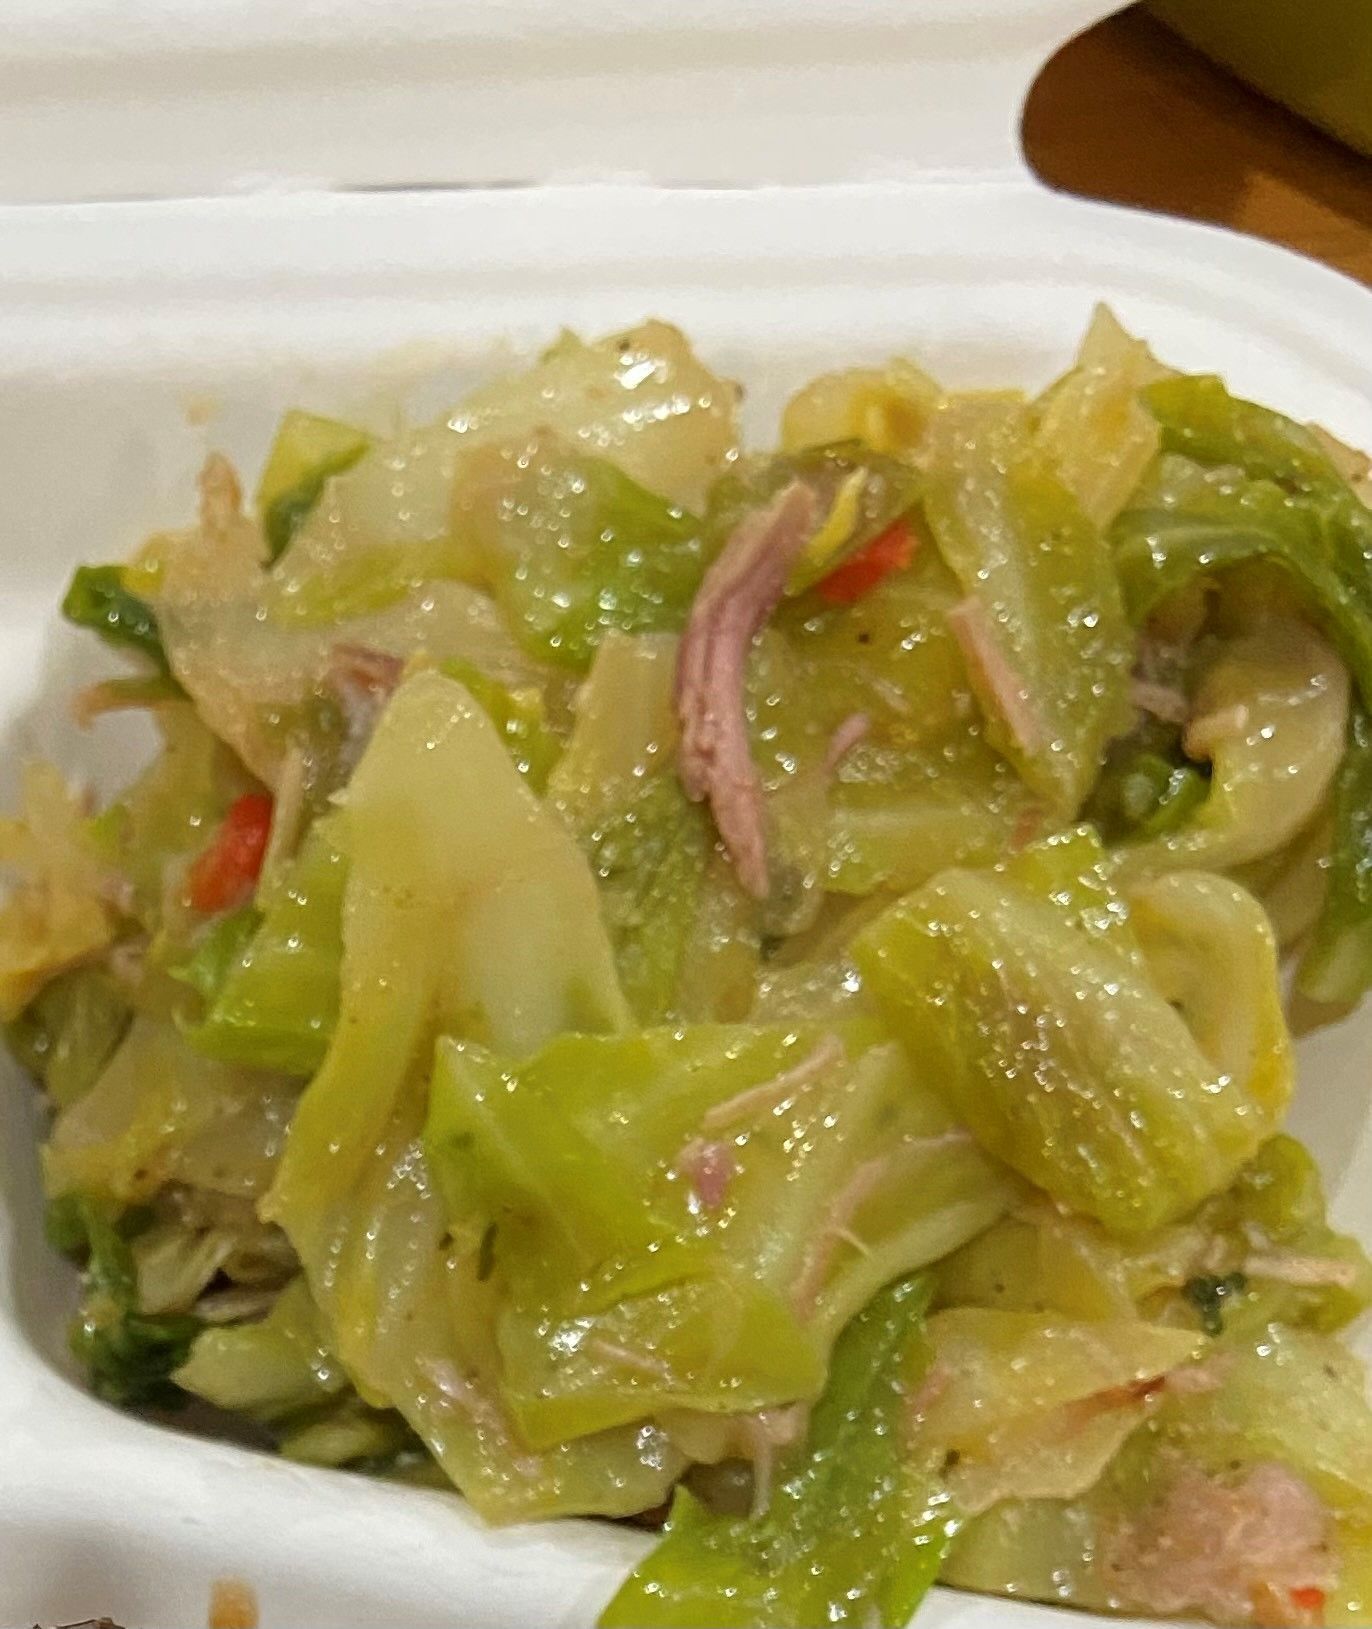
816;517;918;606
186;792;274;915
1290;1586;1326;1617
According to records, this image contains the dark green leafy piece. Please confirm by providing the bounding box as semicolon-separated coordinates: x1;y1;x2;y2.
1182;1271;1248;1337
1114;460;1372;700
1086;718;1210;844
1300;707;1372;1005
62;1198;200;1408
1144;374;1367;497
62;565;172;674
5;967;131;1109
255;409;373;562
599;1275;955;1629
1119;385;1372;1000
169;906;262;1005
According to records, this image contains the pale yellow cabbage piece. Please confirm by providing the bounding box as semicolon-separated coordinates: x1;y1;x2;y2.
780;358;942;456
264;672;682;1521
914;1308;1201;1515
0;763;117;1020
1119;615;1349;878
1034;304;1172;529
44;1017;297;1205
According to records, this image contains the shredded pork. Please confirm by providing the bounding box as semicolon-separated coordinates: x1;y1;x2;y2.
675;481;819;897
946;596;1044;755
1103;1461;1335;1626
699;1033;845;1133
824;711;871;775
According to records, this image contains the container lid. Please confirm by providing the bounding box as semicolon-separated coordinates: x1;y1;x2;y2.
0;0;1119;203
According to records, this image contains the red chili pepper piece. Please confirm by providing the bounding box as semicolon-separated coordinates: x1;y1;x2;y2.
1290;1586;1326;1617
815;518;918;606
186;792;274;915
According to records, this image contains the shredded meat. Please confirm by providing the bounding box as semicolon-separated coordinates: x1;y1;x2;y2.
699;1033;844;1133
1242;1252;1360;1290
675;481;819;897
1104;1461;1335;1626
587;1337;676;1383
327;643;406;772
676;1137;737;1212
1131;677;1189;725
946;596;1044;755
417;1358;540;1477
745;1404;809;1517
791;1154;891;1318
824;711;871;775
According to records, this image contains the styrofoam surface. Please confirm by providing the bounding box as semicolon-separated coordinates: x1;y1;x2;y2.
1;181;1371;1628
0;0;1119;201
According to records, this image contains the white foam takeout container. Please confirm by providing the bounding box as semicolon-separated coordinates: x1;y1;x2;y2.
1;5;1371;1627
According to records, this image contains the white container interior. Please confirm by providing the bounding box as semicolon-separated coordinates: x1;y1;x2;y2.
1;181;1371;1628
0;0;1111;200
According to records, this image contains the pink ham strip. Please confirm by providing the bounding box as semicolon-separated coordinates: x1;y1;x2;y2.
675;481;819;898
946;596;1044;757
699;1033;844;1133
1130;678;1188;725
675;1137;737;1213
824;711;871;776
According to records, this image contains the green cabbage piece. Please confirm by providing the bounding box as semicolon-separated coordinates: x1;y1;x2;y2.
55;1197;201;1408
5;966;130;1109
937;1135;1372;1339
549;632;712;1022
185;817;346;1076
451;431;706;670
854;828;1292;1234
739;541;1040;917
944;1324;1372;1623
44;1016;299;1208
62;563;173;673
1111;615;1347;879
448;320;740;512
1144;373;1372;501
254;409;373;563
438;657;561;792
425;1021;1010;1447
1300;706;1372;1005
176;1277;415;1467
919;398;1133;814
1113;451;1372;705
175;1276;348;1420
263;670;683;1522
599;1275;955;1629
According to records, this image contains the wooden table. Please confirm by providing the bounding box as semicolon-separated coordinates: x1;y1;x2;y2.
1022;6;1372;288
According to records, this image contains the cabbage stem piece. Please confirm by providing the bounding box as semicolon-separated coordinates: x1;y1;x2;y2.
920;399;1133;815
